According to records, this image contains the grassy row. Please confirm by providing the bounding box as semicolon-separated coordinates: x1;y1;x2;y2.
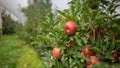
0;35;44;68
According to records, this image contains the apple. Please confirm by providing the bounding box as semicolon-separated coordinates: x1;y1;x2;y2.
98;28;105;36
69;41;75;47
69;39;76;47
64;21;77;35
112;51;119;59
52;48;61;58
90;56;100;64
112;34;117;40
87;50;94;56
86;61;92;67
89;31;94;37
82;44;94;56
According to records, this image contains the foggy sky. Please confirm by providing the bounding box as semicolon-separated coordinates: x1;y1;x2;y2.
0;0;70;23
0;0;119;23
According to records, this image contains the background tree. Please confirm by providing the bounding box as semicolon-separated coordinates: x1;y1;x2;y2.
22;0;52;44
22;1;53;66
1;12;22;35
0;7;2;36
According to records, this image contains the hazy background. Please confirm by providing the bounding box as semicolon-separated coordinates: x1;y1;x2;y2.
0;0;71;23
0;0;119;24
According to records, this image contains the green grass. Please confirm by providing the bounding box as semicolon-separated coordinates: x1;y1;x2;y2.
0;35;44;68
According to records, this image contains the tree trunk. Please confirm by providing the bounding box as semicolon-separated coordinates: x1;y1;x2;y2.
0;6;2;36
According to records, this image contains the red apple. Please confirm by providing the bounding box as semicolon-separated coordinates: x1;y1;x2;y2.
89;31;95;37
112;34;117;40
82;44;94;56
90;56;100;64
98;28;105;36
52;48;61;58
69;41;75;47
87;50;94;56
86;61;92;67
64;21;77;35
69;39;76;47
112;51;119;59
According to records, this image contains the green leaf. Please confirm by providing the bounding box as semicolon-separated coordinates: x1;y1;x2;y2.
112;14;120;18
76;39;82;46
89;47;101;53
81;37;88;44
111;5;120;14
70;36;74;41
57;10;65;16
105;53;114;60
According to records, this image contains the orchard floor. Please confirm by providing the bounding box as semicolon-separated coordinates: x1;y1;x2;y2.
0;35;44;68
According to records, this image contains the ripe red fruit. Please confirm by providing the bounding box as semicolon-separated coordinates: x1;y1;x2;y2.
52;48;61;58
86;61;92;67
64;21;77;35
88;50;94;56
69;39;76;47
69;41;75;47
112;34;117;40
82;44;94;56
90;56;100;64
112;51;119;59
98;28;105;35
89;31;95;37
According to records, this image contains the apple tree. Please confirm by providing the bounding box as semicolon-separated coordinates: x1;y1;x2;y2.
38;0;120;68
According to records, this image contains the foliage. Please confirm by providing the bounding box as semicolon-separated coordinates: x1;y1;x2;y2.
36;0;120;68
22;1;53;67
22;0;120;68
1;12;22;35
22;0;52;45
